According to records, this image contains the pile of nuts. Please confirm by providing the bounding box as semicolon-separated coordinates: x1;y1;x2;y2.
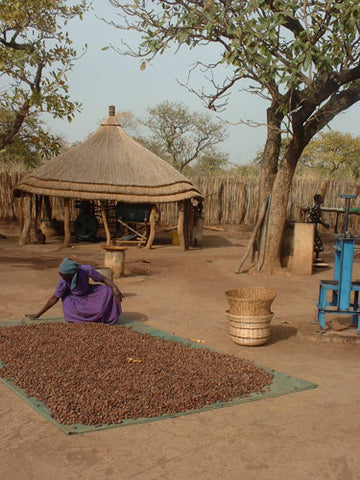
0;323;274;425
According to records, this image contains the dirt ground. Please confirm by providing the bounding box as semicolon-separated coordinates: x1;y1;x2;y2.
0;220;359;480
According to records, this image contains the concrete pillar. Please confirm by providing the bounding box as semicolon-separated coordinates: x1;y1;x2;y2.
292;223;315;275
102;246;128;278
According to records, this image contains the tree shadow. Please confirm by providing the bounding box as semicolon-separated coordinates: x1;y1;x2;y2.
266;325;298;345
119;312;149;323
0;255;61;269
199;235;234;248
154;233;233;248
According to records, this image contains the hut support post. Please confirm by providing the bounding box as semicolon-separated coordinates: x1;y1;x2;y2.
19;193;32;246
100;201;112;246
177;200;192;251
34;195;42;235
145;205;158;249
177;201;185;251
63;198;71;247
184;199;193;250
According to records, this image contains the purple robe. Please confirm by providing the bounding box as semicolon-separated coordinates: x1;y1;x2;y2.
55;265;121;324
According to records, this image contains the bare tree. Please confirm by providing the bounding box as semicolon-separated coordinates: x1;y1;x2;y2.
142;101;228;172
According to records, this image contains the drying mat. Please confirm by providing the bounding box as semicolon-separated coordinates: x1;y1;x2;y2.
0;316;317;435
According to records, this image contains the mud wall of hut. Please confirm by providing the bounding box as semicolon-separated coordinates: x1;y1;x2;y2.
2;173;360;231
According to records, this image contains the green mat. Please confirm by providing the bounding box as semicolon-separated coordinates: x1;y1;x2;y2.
0;316;317;435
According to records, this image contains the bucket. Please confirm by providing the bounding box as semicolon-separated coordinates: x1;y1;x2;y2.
171;230;180;246
226;311;273;346
225;287;276;316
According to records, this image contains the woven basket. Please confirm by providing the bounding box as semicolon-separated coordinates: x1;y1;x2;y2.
226;311;273;346
225;287;276;316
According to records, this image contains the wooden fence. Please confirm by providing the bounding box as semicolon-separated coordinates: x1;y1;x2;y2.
2;172;360;230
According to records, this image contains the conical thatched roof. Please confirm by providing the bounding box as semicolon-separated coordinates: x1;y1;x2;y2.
14;106;203;203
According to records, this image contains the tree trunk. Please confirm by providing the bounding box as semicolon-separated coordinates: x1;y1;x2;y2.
261;157;298;273
259;105;283;206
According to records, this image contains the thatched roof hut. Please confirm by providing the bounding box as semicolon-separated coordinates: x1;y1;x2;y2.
14;106;203;249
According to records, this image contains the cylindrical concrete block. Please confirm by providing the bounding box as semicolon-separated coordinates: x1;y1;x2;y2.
103;249;126;278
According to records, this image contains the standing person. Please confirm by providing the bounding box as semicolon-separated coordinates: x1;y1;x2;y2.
26;258;122;324
191;201;205;247
305;194;330;262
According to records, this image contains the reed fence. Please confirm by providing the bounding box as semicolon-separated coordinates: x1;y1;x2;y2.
1;172;360;230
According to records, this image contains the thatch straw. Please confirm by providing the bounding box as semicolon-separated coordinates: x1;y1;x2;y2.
225;287;276;316
13;107;203;204
226;311;273;346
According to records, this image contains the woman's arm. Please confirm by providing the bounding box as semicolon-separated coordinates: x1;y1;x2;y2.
100;276;123;303
25;295;59;319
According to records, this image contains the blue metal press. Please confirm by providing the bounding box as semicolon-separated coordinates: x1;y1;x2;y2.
316;194;360;333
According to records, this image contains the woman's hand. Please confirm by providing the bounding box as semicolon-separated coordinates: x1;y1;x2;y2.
112;287;123;303
24;295;59;320
101;275;123;303
25;313;41;320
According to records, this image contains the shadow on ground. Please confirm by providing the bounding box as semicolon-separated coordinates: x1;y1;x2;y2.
267;325;298;345
0;255;61;269
120;312;149;323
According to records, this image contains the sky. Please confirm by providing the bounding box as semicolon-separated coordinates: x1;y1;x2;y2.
46;1;360;166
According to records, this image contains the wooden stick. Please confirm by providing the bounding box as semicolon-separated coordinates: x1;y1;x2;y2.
100;201;111;246
117;218;147;240
203;226;225;232
177;201;185;251
162;225;177;232
145;205;158;249
63;198;71;247
257;195;271;270
235;196;269;274
113;239;146;244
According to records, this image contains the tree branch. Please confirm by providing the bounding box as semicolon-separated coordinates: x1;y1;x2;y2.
304;80;360;144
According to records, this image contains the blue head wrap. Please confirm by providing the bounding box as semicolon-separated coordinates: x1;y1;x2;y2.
58;258;80;290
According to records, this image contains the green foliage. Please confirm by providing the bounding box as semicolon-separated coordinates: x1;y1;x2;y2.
299;131;360;179
184;150;230;176
0;0;88;149
112;1;360;130
110;0;360;269
141;101;229;172
0;108;65;171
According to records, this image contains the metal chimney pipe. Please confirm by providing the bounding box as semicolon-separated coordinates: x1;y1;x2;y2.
108;105;115;116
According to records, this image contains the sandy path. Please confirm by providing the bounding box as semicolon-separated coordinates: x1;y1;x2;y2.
0;221;359;480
